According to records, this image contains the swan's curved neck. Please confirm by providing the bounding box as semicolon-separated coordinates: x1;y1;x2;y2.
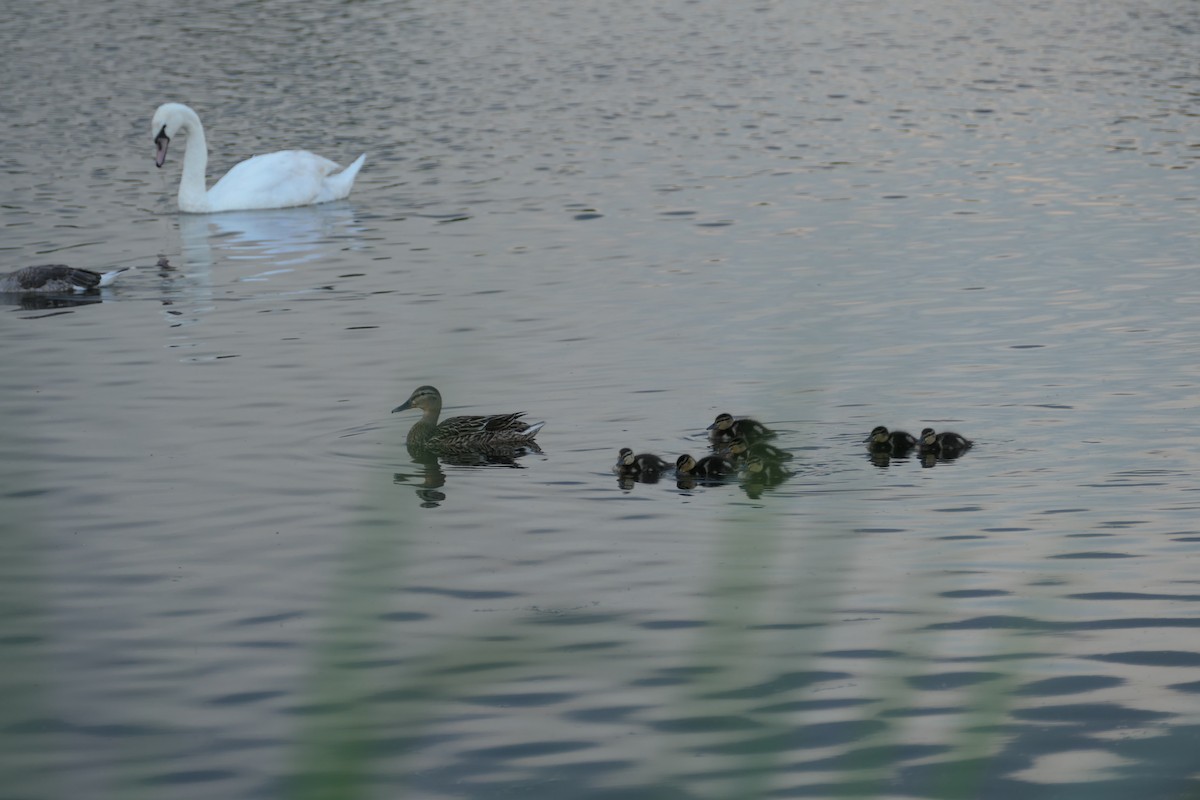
176;110;211;213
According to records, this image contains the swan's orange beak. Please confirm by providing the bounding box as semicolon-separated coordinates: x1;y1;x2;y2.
154;127;170;168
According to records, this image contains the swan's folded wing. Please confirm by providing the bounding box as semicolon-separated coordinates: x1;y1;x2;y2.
207;150;344;211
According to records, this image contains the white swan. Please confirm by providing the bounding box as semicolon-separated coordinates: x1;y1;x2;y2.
151;103;366;214
0;265;130;293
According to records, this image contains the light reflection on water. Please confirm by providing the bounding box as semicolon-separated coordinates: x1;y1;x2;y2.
2;0;1199;797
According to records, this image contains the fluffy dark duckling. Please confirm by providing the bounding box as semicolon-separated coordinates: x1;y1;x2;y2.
721;438;794;464
918;428;973;458
707;412;776;445
675;453;736;478
614;448;672;477
739;456;791;484
866;426;917;455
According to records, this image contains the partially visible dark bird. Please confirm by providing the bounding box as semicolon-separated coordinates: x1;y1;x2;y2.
721;438;794;464
739;456;792;484
867;425;917;455
0;265;130;293
918;428;973;458
675;453;736;479
614;448;671;478
707;412;775;444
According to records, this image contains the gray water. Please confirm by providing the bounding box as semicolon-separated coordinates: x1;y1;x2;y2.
2;1;1199;797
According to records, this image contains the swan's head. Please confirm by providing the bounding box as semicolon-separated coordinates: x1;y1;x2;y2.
151;103;195;168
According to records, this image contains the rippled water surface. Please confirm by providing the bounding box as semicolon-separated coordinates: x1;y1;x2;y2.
2;1;1198;797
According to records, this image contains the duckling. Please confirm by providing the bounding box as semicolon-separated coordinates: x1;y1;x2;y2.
675;453;736;478
739;456;791;484
707;412;776;444
866;426;917;455
392;385;544;451
614;448;671;477
918;428;973;458
720;438;794;464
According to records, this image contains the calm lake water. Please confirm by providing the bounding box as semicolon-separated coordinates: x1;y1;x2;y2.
2;0;1198;797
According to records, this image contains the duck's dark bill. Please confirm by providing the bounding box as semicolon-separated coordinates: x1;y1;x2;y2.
155;130;170;168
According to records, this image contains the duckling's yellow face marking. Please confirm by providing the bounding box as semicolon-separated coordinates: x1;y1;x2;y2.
871;428;890;444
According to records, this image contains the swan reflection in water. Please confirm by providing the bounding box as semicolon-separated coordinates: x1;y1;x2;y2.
160;205;365;352
393;443;544;508
178;204;365;270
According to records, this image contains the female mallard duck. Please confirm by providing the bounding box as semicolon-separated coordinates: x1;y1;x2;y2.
707;412;775;444
867;426;917;455
918;428;973;458
675;453;735;478
720;438;794;464
614;448;671;477
0;265;129;293
392;385;544;451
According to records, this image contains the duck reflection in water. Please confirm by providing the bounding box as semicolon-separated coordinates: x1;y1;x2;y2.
5;293;105;311
393;442;543;507
738;456;792;499
390;385;546;506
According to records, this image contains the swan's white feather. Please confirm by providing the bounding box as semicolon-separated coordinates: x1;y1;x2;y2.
206;151;357;211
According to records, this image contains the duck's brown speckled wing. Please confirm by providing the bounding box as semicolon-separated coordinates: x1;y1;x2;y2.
427;412;542;450
481;412;528;432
